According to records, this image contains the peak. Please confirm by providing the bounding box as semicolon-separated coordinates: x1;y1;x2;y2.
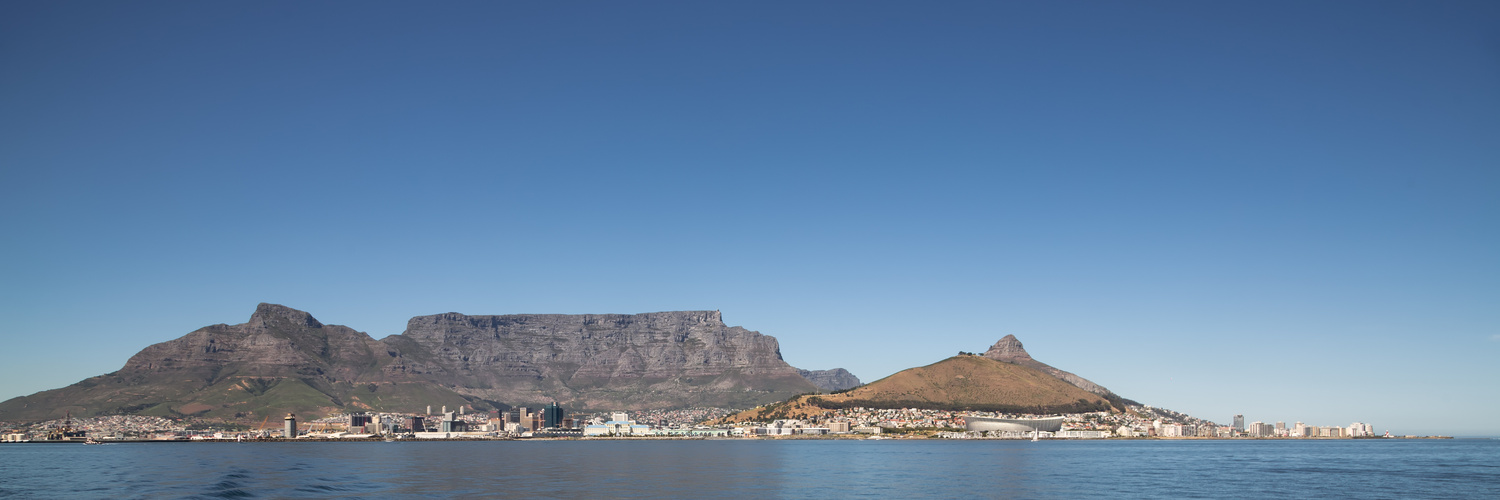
982;334;1033;363
251;303;323;328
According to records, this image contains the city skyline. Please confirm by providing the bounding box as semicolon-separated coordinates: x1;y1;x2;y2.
2;1;1497;437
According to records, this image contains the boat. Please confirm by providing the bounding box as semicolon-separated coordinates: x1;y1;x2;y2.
83;438;102;445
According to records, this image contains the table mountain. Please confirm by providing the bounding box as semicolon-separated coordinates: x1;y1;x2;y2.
382;310;818;410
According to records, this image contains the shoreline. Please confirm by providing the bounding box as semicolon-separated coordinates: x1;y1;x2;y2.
0;435;1456;444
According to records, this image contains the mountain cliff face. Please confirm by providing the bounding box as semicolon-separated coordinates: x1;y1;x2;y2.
382;310;818;410
797;368;862;392
982;334;1115;398
0;304;819;422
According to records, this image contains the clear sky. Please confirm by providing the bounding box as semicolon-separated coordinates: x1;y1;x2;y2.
2;1;1496;436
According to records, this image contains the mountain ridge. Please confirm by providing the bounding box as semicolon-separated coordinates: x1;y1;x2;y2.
0;304;826;422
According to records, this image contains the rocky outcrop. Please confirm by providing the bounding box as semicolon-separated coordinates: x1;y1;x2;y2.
797;368;862;392
383;310;819;410
983;334;1114;397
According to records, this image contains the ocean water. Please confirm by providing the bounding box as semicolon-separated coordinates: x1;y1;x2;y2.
1;439;1496;499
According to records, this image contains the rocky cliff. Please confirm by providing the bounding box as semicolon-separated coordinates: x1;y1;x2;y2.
796;368;862;392
381;310;819;410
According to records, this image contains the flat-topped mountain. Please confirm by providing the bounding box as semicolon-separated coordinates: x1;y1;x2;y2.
382;310;819;410
0;304;824;422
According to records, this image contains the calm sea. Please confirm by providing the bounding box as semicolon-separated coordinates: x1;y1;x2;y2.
1;439;1496;498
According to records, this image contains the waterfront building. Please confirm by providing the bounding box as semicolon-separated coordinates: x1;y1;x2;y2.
1233;415;1244;433
828;421;851;433
584;413;653;436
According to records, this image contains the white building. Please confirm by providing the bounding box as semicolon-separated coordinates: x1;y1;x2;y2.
584;413;654;436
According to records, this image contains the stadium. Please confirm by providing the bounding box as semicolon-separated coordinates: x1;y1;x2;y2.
963;416;1066;433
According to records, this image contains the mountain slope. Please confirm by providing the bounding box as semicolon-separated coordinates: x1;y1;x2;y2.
716;335;1124;423
0;304;477;422
983;334;1116;398
812;355;1108;412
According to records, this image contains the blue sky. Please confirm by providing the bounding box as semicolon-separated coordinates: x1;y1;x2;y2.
2;1;1496;436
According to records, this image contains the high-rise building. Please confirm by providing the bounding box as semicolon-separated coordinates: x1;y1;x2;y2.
544;402;565;429
283;413;297;438
406;416;425;432
1233;415;1244;432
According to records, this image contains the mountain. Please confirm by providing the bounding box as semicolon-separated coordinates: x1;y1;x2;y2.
0;304;820;422
0;304;476;422
807;355;1111;413
382;310;819;410
796;368;862;392
716;335;1123;423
